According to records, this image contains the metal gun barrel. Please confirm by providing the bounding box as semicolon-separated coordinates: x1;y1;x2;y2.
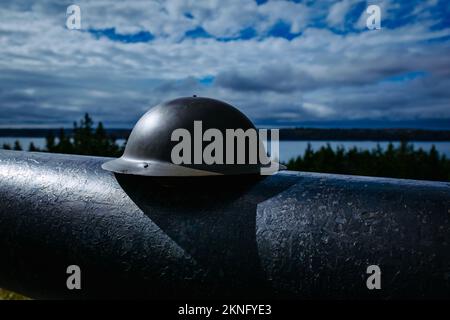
0;150;449;299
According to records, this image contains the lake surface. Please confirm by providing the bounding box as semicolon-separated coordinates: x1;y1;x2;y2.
1;137;450;163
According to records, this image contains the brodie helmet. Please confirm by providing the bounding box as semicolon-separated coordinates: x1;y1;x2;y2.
102;97;281;176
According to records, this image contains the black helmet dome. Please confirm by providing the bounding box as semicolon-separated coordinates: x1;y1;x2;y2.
102;97;277;176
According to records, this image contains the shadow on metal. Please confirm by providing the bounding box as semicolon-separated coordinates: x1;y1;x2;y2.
114;174;298;298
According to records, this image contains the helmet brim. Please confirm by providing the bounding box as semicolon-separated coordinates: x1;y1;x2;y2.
102;157;222;177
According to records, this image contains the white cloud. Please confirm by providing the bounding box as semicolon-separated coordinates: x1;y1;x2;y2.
327;0;358;29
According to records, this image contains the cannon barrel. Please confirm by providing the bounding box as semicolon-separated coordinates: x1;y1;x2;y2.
0;149;450;299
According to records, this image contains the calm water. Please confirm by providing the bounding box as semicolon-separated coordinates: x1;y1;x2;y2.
1;137;450;163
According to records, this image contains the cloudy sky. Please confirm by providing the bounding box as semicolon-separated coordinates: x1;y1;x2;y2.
0;0;449;128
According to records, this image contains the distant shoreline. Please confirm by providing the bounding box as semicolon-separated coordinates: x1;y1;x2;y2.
1;128;450;141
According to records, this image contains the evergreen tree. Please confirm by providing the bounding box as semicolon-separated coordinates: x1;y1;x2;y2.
28;142;40;152
43;113;124;157
46;131;56;152
73;113;95;155
57;128;73;154
13;140;22;151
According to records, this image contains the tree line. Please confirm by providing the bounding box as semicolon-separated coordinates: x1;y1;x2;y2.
2;114;123;157
286;142;450;181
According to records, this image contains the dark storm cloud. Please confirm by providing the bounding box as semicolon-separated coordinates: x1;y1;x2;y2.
215;65;317;93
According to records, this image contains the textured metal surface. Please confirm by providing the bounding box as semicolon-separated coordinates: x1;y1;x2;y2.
0;149;450;299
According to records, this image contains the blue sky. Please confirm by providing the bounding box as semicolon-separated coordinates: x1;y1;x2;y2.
0;0;449;128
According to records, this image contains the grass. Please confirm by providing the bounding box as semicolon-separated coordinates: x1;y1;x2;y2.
0;288;30;300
